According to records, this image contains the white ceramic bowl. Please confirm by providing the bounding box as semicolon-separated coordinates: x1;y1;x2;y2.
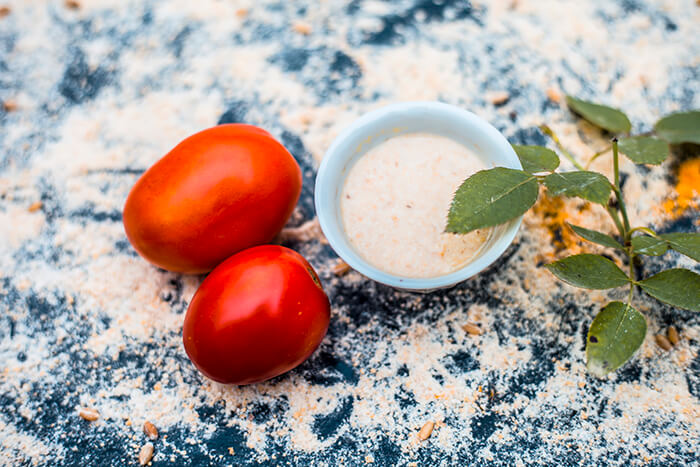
315;101;522;292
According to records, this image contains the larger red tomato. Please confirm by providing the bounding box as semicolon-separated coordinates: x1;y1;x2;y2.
183;245;330;385
123;124;301;274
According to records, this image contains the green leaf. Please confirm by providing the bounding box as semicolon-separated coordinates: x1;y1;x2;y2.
617;136;669;165
446;168;538;234
654;111;700;144
512;145;560;174
631;235;668;256
638;269;700;311
660;233;700;262
566;96;631;133
545;254;630;289
568;223;623;249
586;302;647;377
543;171;612;205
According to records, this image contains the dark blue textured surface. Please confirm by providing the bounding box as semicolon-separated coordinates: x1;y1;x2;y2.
0;0;698;465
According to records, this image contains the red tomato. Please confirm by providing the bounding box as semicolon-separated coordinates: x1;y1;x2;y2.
182;245;330;385
123;124;301;274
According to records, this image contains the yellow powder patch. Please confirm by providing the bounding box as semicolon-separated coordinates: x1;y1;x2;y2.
663;158;700;220
531;194;585;256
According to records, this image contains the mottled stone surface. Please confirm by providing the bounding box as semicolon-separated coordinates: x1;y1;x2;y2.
0;1;698;465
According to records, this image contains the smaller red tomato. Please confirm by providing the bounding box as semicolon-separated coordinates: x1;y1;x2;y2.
183;245;330;385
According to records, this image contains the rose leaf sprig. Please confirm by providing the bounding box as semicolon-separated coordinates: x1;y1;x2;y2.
447;99;700;377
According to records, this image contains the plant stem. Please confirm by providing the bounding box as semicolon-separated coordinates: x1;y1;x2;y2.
627;282;634;307
627;226;657;237
539;125;586;171
606;205;626;239
628;253;636;281
585;145;611;169
627;251;636;303
611;139;631;236
613;138;621;191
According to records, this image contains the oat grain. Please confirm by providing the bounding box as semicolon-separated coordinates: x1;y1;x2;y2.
655;334;672;351
667;326;679;346
418;421;434;441
462;323;482;336
143;421;158;440
78;407;99;421
138;443;154;465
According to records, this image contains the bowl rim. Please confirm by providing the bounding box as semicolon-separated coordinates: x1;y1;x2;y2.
314;101;522;292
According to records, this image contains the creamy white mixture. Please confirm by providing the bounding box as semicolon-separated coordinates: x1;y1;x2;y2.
341;133;492;278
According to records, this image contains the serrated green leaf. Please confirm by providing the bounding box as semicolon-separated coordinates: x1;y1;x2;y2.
654;111;700;144
545;254;630;289
566;96;631;133
631;235;668;256
586;301;646;377
618;136;669;165
638;269;700;311
568;223;623;249
543;171;612;205
660;233;700;262
512;145;560;174
446;168;538;234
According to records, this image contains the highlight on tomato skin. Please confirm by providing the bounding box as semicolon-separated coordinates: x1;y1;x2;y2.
122;124;302;274
182;245;331;385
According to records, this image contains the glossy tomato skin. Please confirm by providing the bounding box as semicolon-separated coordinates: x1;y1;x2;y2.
123;124;301;274
183;245;330;385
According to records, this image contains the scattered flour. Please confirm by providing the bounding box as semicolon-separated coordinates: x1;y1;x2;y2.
0;0;698;465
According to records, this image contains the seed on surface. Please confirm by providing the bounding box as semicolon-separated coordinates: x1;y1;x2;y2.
138;442;154;466
78;407;99;421
0;6;10;18
278;218;323;243
332;260;351;276
462;323;482;336
2;99;17;112
292;21;312;35
65;0;80;9
546;87;561;103
28;201;42;212
487;91;510;105
418;421;434;441
667;326;679;346
654;334;672;351
143;421;158;440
